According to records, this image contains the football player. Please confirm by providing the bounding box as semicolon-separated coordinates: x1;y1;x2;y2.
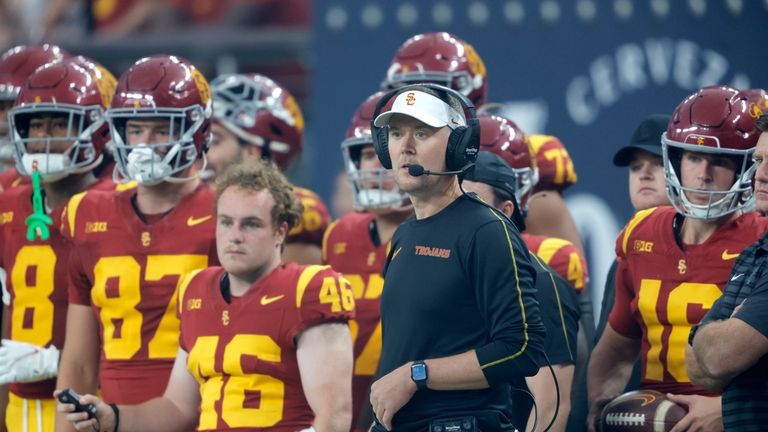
462;150;580;432
322;90;412;431
55;55;218;427
587;86;768;432
0;44;68;190
58;161;355;432
207;73;330;264
0;55;116;432
524;134;585;252
475;113;587;293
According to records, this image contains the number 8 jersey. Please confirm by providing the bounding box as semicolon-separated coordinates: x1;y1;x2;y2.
177;263;354;431
0;181;112;400
609;206;768;394
62;184;218;404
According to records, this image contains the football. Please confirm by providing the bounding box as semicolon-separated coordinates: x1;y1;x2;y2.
600;390;687;432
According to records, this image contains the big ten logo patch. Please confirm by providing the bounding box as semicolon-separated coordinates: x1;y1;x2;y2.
187;298;202;310
85;221;108;233
633;240;653;253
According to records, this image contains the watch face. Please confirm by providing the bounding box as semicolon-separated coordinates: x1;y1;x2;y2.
412;363;427;381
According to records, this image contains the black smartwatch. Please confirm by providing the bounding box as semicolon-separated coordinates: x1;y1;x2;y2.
411;360;428;390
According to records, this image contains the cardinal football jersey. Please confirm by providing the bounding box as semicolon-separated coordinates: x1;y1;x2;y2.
286;187;330;247
0;178;114;399
522;233;588;293
178;263;354;431
322;211;387;430
62;184;217;404
609;206;768;394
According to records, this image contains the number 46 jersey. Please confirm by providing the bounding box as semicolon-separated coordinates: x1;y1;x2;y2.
609;206;768;395
62;185;218;404
178;263;354;431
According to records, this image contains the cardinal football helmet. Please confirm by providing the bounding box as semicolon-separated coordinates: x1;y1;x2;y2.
383;32;488;107
0;44;69;162
477;113;538;209
210;73;304;171
107;55;212;185
342;90;408;211
661;85;759;219
8;56;115;182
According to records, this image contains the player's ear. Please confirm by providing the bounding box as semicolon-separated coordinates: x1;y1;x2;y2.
275;221;289;247
500;199;515;218
243;144;262;161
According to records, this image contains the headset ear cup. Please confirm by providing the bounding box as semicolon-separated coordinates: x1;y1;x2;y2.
464;118;480;164
373;126;392;169
445;126;467;171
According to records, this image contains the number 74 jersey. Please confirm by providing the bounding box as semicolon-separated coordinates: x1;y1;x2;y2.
178;263;354;431
609;206;768;395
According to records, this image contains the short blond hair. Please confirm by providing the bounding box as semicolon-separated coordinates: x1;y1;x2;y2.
214;161;303;230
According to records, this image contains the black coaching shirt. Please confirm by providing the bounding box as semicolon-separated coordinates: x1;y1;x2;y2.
377;195;546;431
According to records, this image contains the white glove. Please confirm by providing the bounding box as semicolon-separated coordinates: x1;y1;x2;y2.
0;339;59;384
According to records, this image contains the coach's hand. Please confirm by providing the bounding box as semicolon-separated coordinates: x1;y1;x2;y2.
370;362;417;431
54;390;115;432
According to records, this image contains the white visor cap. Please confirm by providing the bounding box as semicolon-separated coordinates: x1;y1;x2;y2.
373;90;467;129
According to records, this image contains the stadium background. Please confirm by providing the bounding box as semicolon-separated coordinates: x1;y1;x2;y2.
1;0;766;320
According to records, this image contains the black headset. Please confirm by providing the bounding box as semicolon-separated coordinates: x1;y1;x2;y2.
370;83;480;171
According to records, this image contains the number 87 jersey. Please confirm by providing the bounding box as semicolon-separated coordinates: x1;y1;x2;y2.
609;206;768;395
178;263;354;431
62;185;218;404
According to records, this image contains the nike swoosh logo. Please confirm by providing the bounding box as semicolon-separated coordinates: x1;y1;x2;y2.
722;250;740;260
187;215;212;227
391;247;402;261
260;294;284;306
731;273;744;281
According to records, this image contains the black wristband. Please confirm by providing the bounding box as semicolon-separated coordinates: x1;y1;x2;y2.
109;403;119;432
688;324;700;347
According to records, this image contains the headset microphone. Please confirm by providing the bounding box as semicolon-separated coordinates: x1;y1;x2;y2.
407;163;474;177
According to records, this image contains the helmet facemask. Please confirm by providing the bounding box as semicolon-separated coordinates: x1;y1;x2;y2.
108;106;204;185
341;137;409;211
9;105;104;182
0;98;16;163
661;132;755;220
512;166;539;212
